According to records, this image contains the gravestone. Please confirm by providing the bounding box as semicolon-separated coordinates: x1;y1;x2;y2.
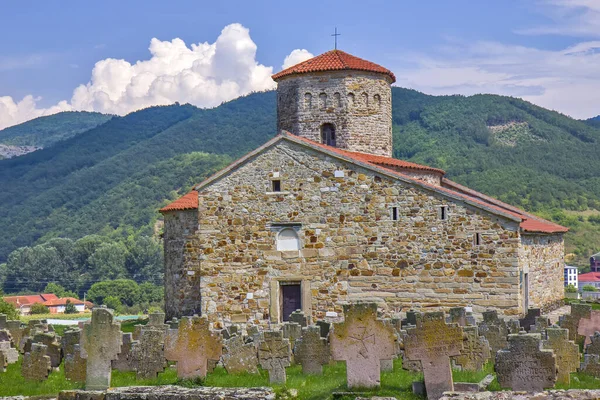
247;325;263;345
112;333;137;372
507;319;521;334
222;334;259;374
290;310;309;327
0;329;11;342
496;333;557;392
477;310;509;356
531;316;551;334
0;314;6;330
404;312;463;400
0;350;5;372
7;320;24;351
0;341;18;364
167;317;179;329
133;322;168;379
542;326;579;385
316;320;331;339
519;308;541;332
65;344;87;383
164;315;222;379
294;325;330;375
62;328;81;358
282;322;302;351
80;307;123;390
32;332;62;368
330;303;396;388
401;310;418;328
22;343;51;381
451;326;491;372
258;330;291;384
133;325;143;341
221;325;240;340
559;303;592;344
585;331;600;355
579;310;600;346
447;307;468;327
580;354;600;378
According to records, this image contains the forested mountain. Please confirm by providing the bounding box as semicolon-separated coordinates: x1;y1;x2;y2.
1;88;600;269
0;111;112;147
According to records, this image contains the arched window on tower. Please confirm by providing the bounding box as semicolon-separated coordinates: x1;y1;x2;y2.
374;94;381;107
277;228;300;251
334;92;342;108
321;123;336;147
362;92;369;107
319;93;327;109
348;93;355;107
304;93;312;109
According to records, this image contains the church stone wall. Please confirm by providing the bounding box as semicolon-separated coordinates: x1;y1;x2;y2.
519;234;565;312
276;71;393;157
179;141;527;326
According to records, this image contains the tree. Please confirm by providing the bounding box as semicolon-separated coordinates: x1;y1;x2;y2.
139;282;164;304
565;284;578;293
64;299;78;314
87;279;141;306
44;282;78;299
582;285;597;292
0;295;19;320
103;296;122;313
88;242;128;282
30;303;49;314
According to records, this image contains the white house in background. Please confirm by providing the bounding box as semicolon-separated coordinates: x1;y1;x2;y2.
44;297;87;314
564;265;578;288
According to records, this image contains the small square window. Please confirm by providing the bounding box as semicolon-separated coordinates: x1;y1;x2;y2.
440;206;448;220
272;180;281;192
391;206;399;221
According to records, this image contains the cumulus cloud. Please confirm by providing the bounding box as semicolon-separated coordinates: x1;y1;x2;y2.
0;23;308;130
282;49;314;69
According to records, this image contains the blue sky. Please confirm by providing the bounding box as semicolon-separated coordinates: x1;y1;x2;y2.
1;0;599;128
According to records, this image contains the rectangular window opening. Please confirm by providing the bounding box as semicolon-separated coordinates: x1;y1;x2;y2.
272;179;281;192
474;232;481;246
440;206;448;220
391;206;398;221
280;282;302;322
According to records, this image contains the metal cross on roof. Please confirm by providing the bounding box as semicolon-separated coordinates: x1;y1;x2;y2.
331;27;341;50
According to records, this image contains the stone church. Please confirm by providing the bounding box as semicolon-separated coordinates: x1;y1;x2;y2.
160;50;568;324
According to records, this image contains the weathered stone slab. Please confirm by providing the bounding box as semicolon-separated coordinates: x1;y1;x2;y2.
221;325;240;340
447;307;468;327
282;322;302;352
585;331;600;356
58;386;276;400
0;329;11;342
507;319;521;334
165;314;222;379
112;333;137;372
294;325;330;375
0;341;18;364
81;307;123;390
222;334;259;374
6;320;24;352
316;320;331;338
133;323;168;379
289;310;309;327
542;326;579;385
559;303;591;345
331;303;396;389
451;326;491;372
62;328;81;358
477;310;509;356
578;310;600;347
258;330;291;384
0;350;5;372
31;332;62;368
404;312;463;400
495;332;556;392
65;344;87;382
22;343;51;381
519;308;541;333
401;310;418;328
581;354;600;377
530;316;551;334
0;314;6;330
440;389;600;400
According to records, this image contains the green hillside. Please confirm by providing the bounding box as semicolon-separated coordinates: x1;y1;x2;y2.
0;111;112;147
1;88;600;268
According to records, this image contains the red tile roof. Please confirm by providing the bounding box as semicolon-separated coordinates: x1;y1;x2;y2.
272;50;396;83
578;272;600;282
160;191;199;212
3;293;58;307
44;297;85;306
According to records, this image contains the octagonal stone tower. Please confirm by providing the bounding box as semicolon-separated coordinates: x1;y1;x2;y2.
272;50;395;157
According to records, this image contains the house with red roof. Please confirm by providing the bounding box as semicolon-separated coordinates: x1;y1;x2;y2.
160;49;568;324
3;293;58;315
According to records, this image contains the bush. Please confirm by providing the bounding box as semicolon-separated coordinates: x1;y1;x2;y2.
44;282;78;299
64;299;78;314
565;284;578;293
30;303;49;314
0;297;19;320
582;285;598;292
87;279;141;306
103;296;122;313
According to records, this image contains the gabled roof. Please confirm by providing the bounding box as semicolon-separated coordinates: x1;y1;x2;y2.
44;297;85;306
164;131;566;234
272;50;396;83
578;272;600;282
3;293;58;307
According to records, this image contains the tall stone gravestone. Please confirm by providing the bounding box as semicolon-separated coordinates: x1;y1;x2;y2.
282;322;302;354
477;310;509;356
451;326;491;371
164;315;222;379
22;343;51;381
222;334;259;374
404;312;463;400
0;341;18;364
496;332;557;392
294;325;330;375
65;344;87;383
258;330;291;384
112;333;137;372
7;320;24;352
578;310;600;346
62;328;81;358
80;307;123;390
330;303;396;388
133;315;169;379
559;303;592;345
542;326;579;385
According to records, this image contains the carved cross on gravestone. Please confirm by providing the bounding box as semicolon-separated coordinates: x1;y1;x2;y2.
65;344;86;383
330;303;396;388
519;308;541;332
578;310;600;347
164;315;222;379
222;334;259;374
80;307;123;390
542;326;579;385
404;312;463;400
477;310;509;356
559;303;592;345
451;325;491;372
22;343;51;381
258;330;292;384
496;332;557;392
294;325;330;375
133;317;169;379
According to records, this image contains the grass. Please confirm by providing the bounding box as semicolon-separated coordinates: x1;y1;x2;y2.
20;313;92;322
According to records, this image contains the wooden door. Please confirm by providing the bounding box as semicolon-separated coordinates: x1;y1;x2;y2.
281;284;301;322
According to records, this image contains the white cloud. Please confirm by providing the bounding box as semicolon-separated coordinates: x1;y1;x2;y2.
0;23;307;130
281;49;314;70
518;0;600;37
